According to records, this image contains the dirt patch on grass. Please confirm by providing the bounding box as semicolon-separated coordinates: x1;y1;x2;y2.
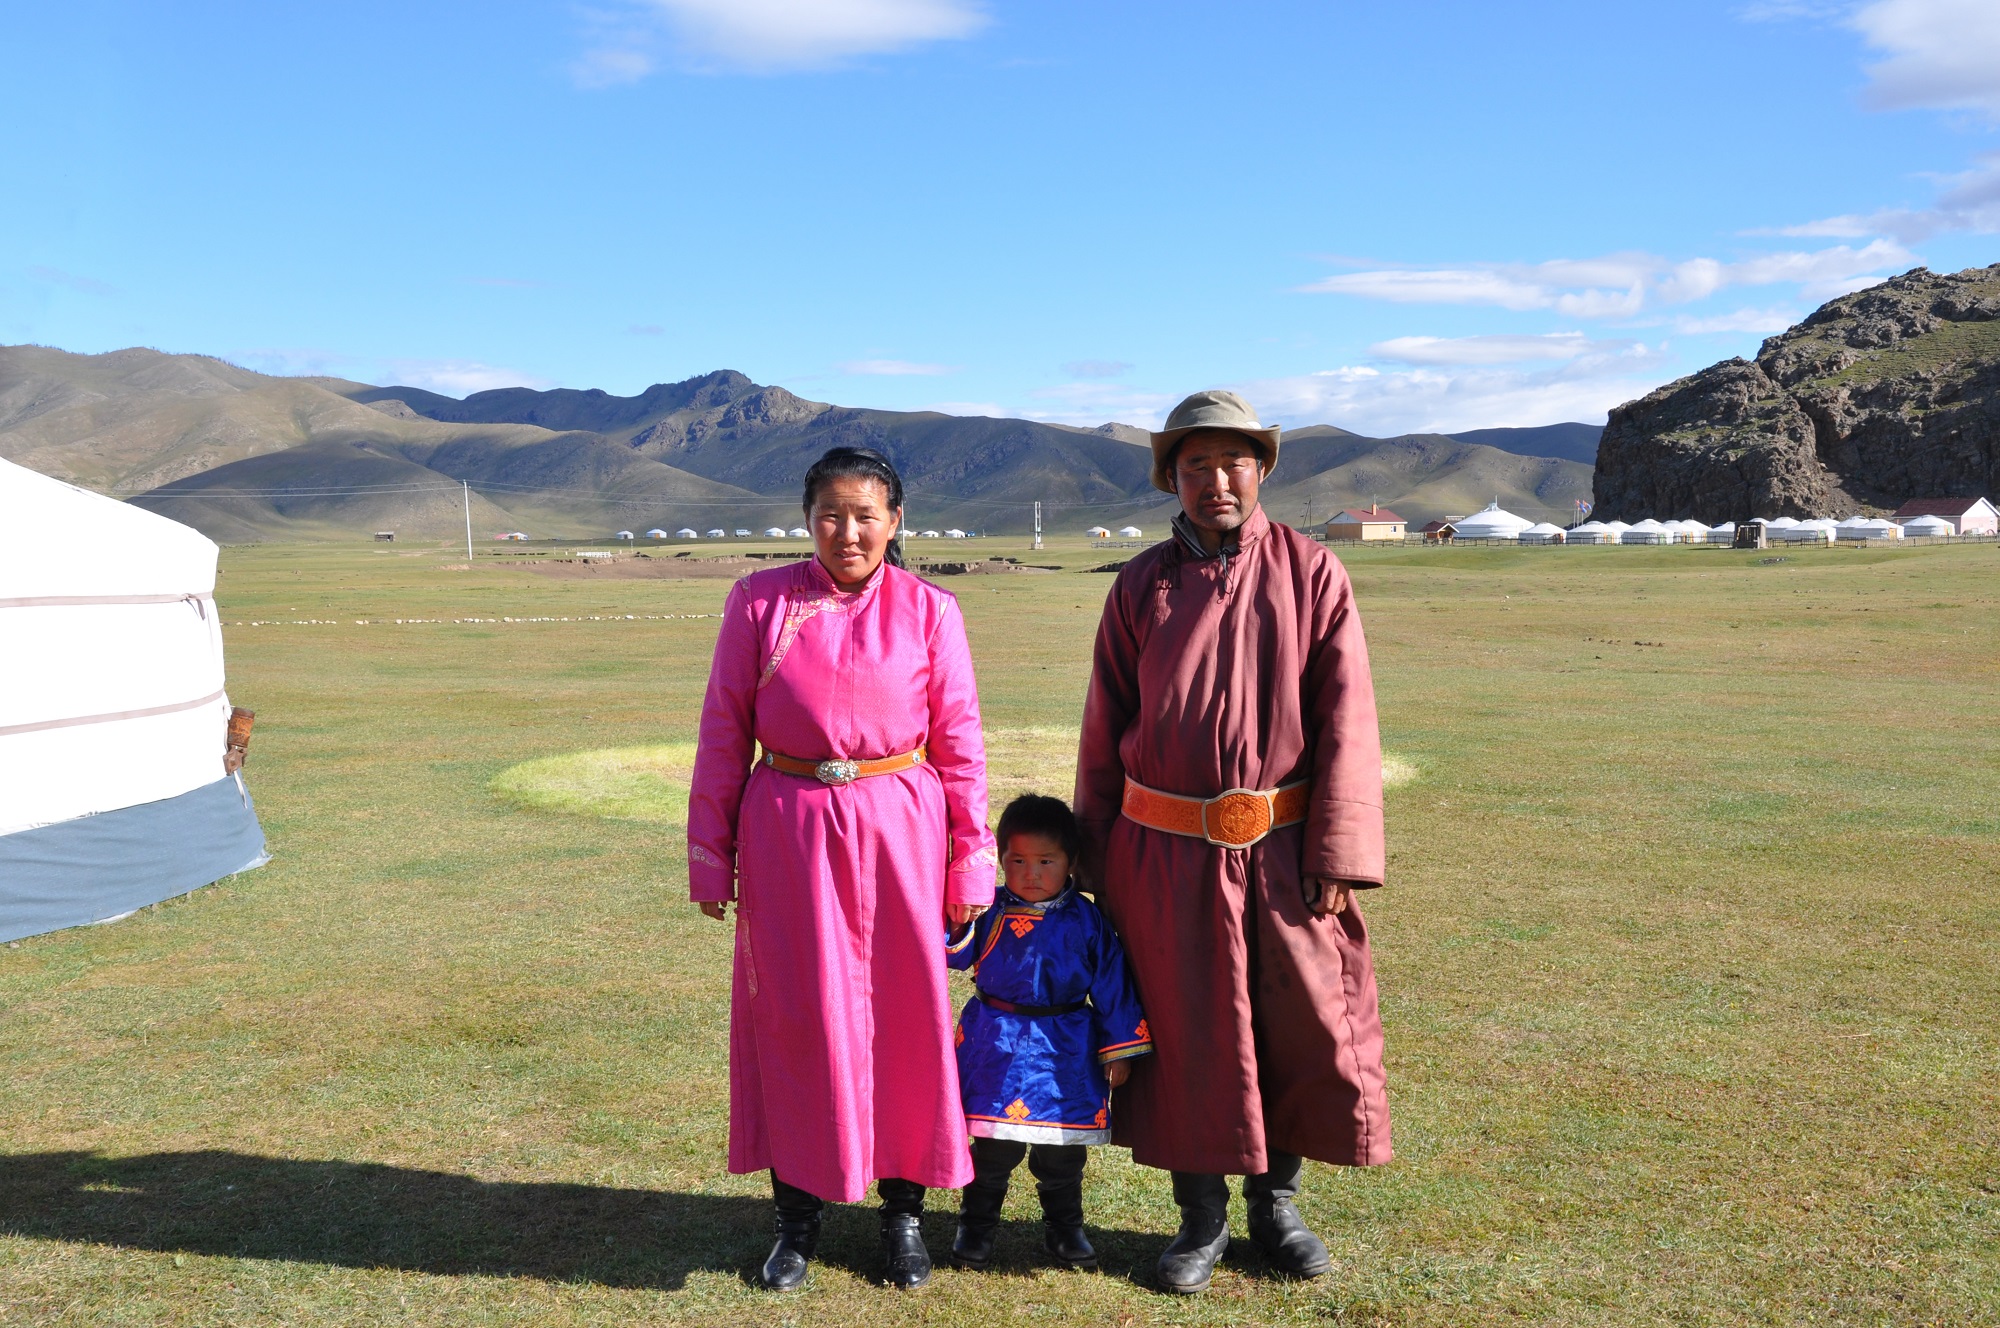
524;555;772;580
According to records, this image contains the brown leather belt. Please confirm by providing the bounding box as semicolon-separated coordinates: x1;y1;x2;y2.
1121;776;1309;849
761;745;925;787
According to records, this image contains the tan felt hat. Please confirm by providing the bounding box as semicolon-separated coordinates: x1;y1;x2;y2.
1148;389;1281;493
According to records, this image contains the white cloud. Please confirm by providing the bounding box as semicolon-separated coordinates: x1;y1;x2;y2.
837;358;956;376
1019;382;1178;427
571;45;656;89
1240;341;1670;437
384;360;555;396
1303;241;1912;316
920;400;1009;418
1775;153;2000;241
1369;332;1605;365
1668;307;1803;334
26;265;114;296
576;0;988;81
1853;0;2000;116
228;348;356;378
1061;359;1133;379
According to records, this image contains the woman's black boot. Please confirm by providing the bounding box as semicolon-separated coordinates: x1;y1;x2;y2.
760;1175;823;1292
878;1177;932;1289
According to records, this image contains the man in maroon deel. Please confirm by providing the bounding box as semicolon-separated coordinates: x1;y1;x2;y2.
1075;389;1391;1295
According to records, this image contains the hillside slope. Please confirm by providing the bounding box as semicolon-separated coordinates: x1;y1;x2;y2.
1594;264;2000;520
4;345;1596;538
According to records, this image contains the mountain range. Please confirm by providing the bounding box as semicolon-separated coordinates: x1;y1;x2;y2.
0;345;1599;539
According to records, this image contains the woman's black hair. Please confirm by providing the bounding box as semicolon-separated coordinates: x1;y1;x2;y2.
995;794;1083;866
802;446;906;568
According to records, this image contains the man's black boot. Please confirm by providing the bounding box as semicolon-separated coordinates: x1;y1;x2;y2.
951;1177;1007;1270
878;1177;933;1289
760;1175;823;1292
1156;1172;1230;1294
1030;1144;1095;1270
1245;1152;1330;1278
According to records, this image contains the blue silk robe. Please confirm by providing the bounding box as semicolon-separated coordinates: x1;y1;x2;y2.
947;882;1152;1145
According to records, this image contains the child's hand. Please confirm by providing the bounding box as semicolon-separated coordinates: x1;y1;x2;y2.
1105;1060;1131;1089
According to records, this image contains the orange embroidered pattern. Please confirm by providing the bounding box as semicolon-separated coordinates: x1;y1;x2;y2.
1093;1106;1108;1128
954;1024;965;1048
1007;915;1037;939
1133;1019;1149;1041
1004;1099;1030;1121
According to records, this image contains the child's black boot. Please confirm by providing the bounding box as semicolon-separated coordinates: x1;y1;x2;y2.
951;1177;1006;1269
953;1137;1020;1269
1031;1144;1096;1270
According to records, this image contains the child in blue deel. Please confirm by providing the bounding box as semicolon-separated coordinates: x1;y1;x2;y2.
946;793;1152;1271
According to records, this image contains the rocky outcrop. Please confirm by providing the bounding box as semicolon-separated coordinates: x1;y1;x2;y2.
1593;264;2000;520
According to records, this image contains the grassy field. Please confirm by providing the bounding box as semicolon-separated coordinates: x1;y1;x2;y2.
2;534;1997;1326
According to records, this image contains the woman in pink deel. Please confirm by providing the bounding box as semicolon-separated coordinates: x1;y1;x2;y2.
687;447;996;1293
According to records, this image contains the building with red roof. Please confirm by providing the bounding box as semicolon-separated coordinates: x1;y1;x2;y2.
1890;497;1997;535
1323;504;1406;541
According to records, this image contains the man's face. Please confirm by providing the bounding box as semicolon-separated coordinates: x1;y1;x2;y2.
1173;430;1266;536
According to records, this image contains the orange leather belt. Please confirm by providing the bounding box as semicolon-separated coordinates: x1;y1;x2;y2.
1121;776;1309;849
762;745;925;787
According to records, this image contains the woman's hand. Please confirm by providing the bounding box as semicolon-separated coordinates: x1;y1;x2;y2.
699;901;730;921
945;902;988;928
1104;1060;1132;1089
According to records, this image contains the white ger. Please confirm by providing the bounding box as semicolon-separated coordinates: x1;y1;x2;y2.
0;459;267;942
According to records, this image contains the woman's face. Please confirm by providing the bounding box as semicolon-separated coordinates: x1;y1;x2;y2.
810;476;901;589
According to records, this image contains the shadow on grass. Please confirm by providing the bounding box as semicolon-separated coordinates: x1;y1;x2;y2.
0;1150;1181;1291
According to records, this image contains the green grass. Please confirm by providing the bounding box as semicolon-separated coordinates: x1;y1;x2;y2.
2;536;1997;1325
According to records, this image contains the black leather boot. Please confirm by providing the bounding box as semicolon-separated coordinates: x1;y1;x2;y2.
878;1177;932;1289
952;1178;1007;1269
1031;1144;1096;1270
760;1175;823;1292
954;1138;1021;1270
1156;1171;1230;1294
1245;1152;1330;1278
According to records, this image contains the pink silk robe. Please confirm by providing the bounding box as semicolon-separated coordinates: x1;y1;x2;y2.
687;556;996;1203
1075;506;1393;1175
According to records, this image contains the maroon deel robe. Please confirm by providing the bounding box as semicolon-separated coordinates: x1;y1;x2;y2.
1075;506;1392;1174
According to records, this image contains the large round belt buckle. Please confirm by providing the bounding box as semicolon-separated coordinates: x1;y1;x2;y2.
1204;790;1272;848
815;759;860;786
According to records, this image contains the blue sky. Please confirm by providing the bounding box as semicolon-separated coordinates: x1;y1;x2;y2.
4;0;1997;434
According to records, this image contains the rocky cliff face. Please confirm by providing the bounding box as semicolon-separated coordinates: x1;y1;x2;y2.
1593;264;2000;520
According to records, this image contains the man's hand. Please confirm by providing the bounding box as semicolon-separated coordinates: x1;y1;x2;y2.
945;902;988;928
1305;877;1355;917
222;747;244;775
1104;1060;1132;1089
699;900;730;921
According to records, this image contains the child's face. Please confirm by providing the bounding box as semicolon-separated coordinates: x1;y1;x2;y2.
1002;832;1071;903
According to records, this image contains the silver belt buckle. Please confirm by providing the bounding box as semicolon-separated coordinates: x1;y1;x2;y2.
815;759;860;786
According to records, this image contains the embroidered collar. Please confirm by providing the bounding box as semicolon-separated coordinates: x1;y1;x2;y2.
1000;880;1077;915
806;553;889;598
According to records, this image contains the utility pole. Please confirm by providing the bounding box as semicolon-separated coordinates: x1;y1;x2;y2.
463;481;473;561
1033;500;1043;551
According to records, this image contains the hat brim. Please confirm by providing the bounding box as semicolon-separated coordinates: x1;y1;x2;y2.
1148;425;1281;493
